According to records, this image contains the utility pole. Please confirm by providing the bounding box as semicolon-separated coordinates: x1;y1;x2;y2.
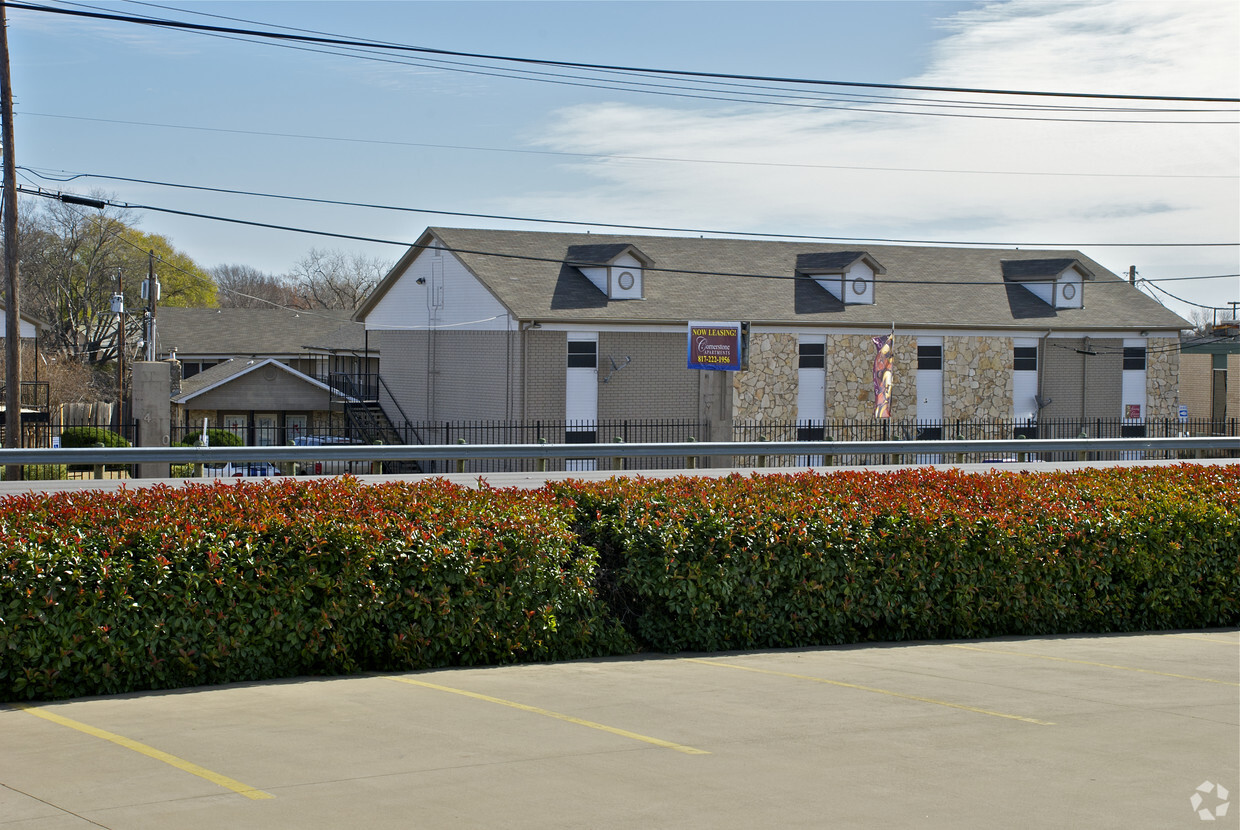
143;250;158;362
114;269;124;426
1;3;22;481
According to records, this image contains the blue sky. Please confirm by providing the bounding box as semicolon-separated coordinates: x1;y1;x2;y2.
9;0;1238;320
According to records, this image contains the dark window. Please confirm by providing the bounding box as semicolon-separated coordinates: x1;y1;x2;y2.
1120;424;1146;438
1123;347;1146;370
917;345;942;370
567;340;597;368
1014;346;1038;371
1014;425;1039;440
917;426;943;441
799;342;825;369
564;430;597;444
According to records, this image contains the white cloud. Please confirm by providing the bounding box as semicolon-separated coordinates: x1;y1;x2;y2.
512;0;1239;315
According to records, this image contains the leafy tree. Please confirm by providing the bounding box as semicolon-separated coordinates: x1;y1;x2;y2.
13;194;216;368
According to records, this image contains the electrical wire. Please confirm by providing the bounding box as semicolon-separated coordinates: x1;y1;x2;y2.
17;121;1238;181
11;1;1238;126
15;185;1240;290
16;167;1240;268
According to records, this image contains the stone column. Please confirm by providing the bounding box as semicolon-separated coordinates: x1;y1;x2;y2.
132;361;172;479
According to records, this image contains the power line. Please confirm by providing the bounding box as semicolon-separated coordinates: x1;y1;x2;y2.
18;118;1238;181
16;185;1239;288
16;166;1240;261
11;1;1240;120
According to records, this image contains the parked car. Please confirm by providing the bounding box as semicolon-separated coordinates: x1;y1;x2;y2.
204;461;282;478
292;435;366;475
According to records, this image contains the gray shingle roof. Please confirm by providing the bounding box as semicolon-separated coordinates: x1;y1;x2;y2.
361;228;1190;332
1001;258;1091;280
157;308;364;358
565;243;644;266
795;251;873;273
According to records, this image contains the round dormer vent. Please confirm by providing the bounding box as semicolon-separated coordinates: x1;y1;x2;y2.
617;271;635;291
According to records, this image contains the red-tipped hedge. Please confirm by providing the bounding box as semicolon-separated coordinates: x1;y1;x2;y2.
2;465;1236;701
0;478;632;701
554;465;1240;651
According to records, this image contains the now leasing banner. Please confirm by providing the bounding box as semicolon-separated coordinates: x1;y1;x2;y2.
687;321;744;371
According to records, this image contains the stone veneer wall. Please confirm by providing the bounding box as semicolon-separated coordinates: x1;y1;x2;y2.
943;336;1014;423
1145;344;1179;420
733;332;797;422
825;334;917;420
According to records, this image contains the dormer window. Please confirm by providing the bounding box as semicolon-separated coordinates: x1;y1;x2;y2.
796;251;885;306
1001;258;1092;309
565;243;651;300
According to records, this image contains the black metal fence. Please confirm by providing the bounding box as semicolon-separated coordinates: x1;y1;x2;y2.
11;420;142;480
732;417;1240;466
399;419;708;473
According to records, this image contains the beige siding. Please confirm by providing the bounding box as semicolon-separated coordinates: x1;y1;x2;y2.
523;330;566;422
187;370;330;411
598;332;698;420
1229;355;1240;419
1040;338;1123;423
1178;354;1214;420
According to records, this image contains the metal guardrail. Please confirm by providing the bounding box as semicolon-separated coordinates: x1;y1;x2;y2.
1;436;1236;467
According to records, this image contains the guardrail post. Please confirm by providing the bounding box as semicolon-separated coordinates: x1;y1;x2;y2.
370;439;384;476
823;436;834;466
757;435;768;468
537;437;547;472
612;436;624;472
1077;429;1089;462
456;437;467;474
280;440;296;477
92;442;105;479
1016;433;1027;464
192;437;205;478
687;436;697;470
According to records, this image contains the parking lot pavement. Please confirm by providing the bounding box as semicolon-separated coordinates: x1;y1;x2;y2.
2;629;1236;829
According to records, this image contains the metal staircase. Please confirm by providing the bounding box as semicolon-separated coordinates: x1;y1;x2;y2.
332;374;423;474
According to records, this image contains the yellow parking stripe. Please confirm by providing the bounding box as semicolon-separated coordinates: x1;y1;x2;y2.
12;704;274;800
386;676;709;755
945;643;1240;686
685;658;1054;725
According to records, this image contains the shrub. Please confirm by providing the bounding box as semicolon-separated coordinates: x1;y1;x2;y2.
21;464;67;481
57;426;131;473
58;426;130;449
554;466;1240;651
177;428;244;448
0;477;633;701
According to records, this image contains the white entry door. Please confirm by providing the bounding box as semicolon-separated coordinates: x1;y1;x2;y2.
566;333;598;471
797;335;826;466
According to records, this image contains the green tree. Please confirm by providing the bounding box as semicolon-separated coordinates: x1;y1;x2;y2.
14;194;216;368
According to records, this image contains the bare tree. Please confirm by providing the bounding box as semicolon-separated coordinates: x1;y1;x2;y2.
288;248;389;311
210;263;298;308
13;195;214;366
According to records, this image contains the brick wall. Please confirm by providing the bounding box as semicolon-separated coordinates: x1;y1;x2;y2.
1041;337;1123;422
598;332;698;420
1230;354;1239;419
1178;353;1214;420
523;329;566;422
